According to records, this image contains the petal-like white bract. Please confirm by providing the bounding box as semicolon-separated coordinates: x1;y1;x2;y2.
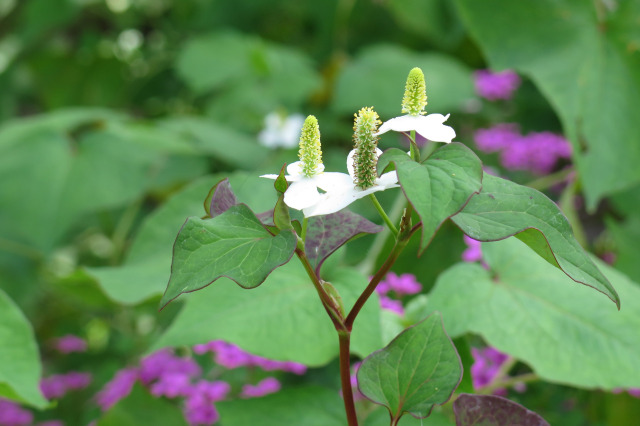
377;113;455;143
283;178;323;210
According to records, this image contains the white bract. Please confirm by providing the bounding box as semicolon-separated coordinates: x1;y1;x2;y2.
261;162;350;211
257;112;305;149
377;113;456;143
302;148;400;217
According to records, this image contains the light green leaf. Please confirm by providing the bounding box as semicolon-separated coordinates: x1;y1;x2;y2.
217;386;345;426
427;238;640;389
0;289;47;408
451;173;619;307
357;313;462;422
333;45;475;118
153;262;382;366
455;0;640;209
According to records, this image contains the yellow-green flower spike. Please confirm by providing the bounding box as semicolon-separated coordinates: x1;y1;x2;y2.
352;107;381;189
298;115;323;177
401;67;428;116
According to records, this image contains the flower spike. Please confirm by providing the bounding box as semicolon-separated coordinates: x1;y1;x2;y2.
402;67;428;116
298;115;323;177
352;107;381;190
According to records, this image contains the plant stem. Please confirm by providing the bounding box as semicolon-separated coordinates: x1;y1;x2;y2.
339;331;359;426
369;194;398;235
110;197;143;265
301;217;309;242
524;167;573;191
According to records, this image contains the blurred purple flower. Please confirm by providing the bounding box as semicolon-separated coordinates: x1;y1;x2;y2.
182;381;230;426
140;349;201;385
474;123;520;153
212;342;253;369
474;69;521;101
379;294;404;316
53;335;87;354
471;347;509;391
462;235;483;263
240;378;281;398
40;372;91;399
0;399;33;426
150;373;192;398
381;272;422;296
95;367;139;411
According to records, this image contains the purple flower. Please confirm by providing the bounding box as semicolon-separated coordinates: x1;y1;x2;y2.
240;377;281;398
61;372;92;390
40;376;68;399
150;373;192;398
474;69;521;101
211;342;253;369
474;123;520;153
379;295;404;316
140;349;201;385
183;381;230;426
470;347;509;391
381;272;422;296
53;335;87;354
95;368;139;411
0;399;33;426
462;235;483;263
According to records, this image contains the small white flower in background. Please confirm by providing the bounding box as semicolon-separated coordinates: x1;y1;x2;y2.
377;67;456;143
257;112;305;149
261;115;349;211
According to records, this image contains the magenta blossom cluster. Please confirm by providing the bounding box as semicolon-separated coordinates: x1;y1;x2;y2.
471;347;510;394
40;371;92;399
52;335;87;354
462;235;483;263
193;340;307;375
375;272;423;316
474;124;572;175
474;69;521;101
0;399;33;426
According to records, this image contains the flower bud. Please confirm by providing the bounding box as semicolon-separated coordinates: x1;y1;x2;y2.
298;115;323;177
401;67;428;116
352;107;381;189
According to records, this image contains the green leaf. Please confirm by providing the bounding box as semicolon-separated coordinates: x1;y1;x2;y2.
0;289;47;408
426;238;640;389
357;312;462;422
364;407;453;425
333;45;475;118
161;204;297;306
204;178;239;218
217;386;345;426
97;384;187;426
455;0;640;209
87;174;277;305
451;173;619;307
381;144;483;253
273;164;293;231
453;394;550;426
153;262;382;366
306;210;383;275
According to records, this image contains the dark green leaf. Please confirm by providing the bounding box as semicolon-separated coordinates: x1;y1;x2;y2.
306;210;383;275
0;289;47;408
426;238;640;389
453;394;549;426
451;173;619;307
455;0;640;209
217;386;345;426
161;204;297;306
357;312;462;421
153;262;382;365
382;144;483;253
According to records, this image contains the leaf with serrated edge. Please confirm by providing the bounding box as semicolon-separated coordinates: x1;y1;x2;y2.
427;238;640;389
357;312;462;422
379;144;483;253
305;210;382;275
453;394;549;426
451;173;619;307
161;204;296;307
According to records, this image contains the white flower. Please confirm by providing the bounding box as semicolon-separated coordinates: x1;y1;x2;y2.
302;148;400;217
257;112;305;149
377;113;456;143
261;162;351;211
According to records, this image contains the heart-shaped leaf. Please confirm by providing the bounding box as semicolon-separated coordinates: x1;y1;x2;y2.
453;394;549;426
451;173;619;307
427;238;640;389
161;204;297;307
357;312;462;422
305;210;383;275
380;143;483;253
